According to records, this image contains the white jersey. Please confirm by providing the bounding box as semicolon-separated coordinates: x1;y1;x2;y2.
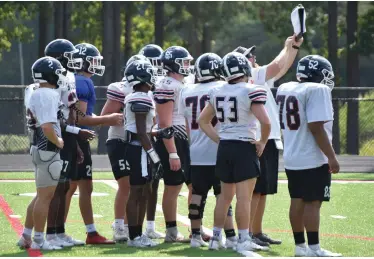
106;80;133;140
153;76;186;126
124;92;155;134
208;82;267;141
179;81;225;165
27;87;61;152
251;66;282;142
277;81;333;170
57;71;78;120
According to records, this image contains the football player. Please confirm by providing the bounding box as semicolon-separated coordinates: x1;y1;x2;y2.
18;57;67;250
64;43;122;245
233;34;303;246
178;53;237;248
100;54;149;242
276;55;341;257
123;59;173;247
153;46;193;242
198;52;270;254
138;44;166;239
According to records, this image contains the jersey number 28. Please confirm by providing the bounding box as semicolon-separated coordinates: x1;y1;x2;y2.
276;95;300;130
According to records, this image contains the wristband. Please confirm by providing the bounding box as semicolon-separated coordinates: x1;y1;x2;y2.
169;152;179;159
292;45;300;50
66;125;81;135
147;148;160;163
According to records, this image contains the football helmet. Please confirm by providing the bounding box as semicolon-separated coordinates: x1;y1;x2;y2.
222;52;252;82
139;44;164;76
161;46;193;76
195;53;223;82
296;55;335;89
233;45;256;66
124;60;157;90
31;57;68;89
74;43;105;76
126;54;148;66
44;39;82;71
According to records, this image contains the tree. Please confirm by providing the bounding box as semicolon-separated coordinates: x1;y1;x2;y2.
102;1;114;86
0;2;37;60
328;1;340;154
124;2;134;62
54;2;63;38
113;2;122;80
39;2;51;57
346;1;360;154
154;1;164;47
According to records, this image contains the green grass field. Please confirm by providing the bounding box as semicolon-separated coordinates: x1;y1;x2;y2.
0;172;373;257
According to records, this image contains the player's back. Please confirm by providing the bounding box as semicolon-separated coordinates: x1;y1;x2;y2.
209;82;266;141
179;81;225;165
276;81;333;170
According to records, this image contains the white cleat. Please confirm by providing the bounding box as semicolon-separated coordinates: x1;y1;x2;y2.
30;240;62;250
128;235;158;247
225;236;238;250
308;248;342;257
58;234;85;246
112;225;129;242
190;235;209;248
237;239;269;252
145;229;165;239
295;245;310;257
209;237;226;250
17;236;32;249
237;250;263;257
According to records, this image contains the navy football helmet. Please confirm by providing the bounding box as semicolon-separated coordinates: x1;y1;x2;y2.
74;43;105;76
222;52;251;82
139;44;164;76
31;57;68;89
44;39;81;71
195;53;223;82
161;46;193;76
125;60;157;90
296;55;335;89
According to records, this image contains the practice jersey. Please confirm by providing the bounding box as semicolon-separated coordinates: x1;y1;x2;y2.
250;66;281;141
75;74;96;129
124;92;155;134
27;87;61;152
106;80;133;140
57;71;78;121
276;81;333;170
153;76;186;126
179;81;225;165
208;82;267;141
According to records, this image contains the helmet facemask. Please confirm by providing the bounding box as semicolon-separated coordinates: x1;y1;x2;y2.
175;57;193;76
56;68;69;90
86;56;105;76
321;68;335;89
64;49;83;70
148;57;165;76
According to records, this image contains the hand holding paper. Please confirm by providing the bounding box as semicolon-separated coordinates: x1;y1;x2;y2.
291;4;306;41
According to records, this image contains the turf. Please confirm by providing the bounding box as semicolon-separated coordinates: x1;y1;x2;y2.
0;177;373;257
1;171;374;181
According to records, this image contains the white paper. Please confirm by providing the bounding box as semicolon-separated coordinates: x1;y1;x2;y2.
291;5;306;36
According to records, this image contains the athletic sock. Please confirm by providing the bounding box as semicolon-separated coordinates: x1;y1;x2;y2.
85;224;97;233
212;227;222;240
114;219;124;228
238;229;249;243
46;227;56;235
147;221;155;231
224;229;236;238
22;227;33;237
33;232;44;243
307;231;319;245
293;231;306;245
192;228;201;237
128;226;138;240
165;221;177;229
56;225;65;235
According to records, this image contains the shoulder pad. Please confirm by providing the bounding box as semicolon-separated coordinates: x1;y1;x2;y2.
130;102;151;113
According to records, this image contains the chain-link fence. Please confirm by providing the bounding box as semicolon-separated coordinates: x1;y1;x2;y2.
1;85;374;156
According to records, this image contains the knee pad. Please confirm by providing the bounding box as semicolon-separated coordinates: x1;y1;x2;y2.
227;205;233;217
48;160;62;181
188;193;207;220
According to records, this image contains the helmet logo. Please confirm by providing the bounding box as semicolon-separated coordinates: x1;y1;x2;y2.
237;56;246;65
48;60;53;69
308;60;319;70
78;47;87;55
209;60;219;69
165;50;172;59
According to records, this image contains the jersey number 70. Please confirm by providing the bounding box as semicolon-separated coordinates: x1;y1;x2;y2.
276;95;300;130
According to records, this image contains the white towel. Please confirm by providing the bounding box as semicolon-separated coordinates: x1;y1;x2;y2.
291;5;306;36
141;148;148;178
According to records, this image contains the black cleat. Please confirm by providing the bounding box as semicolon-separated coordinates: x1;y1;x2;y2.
254;233;282;245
